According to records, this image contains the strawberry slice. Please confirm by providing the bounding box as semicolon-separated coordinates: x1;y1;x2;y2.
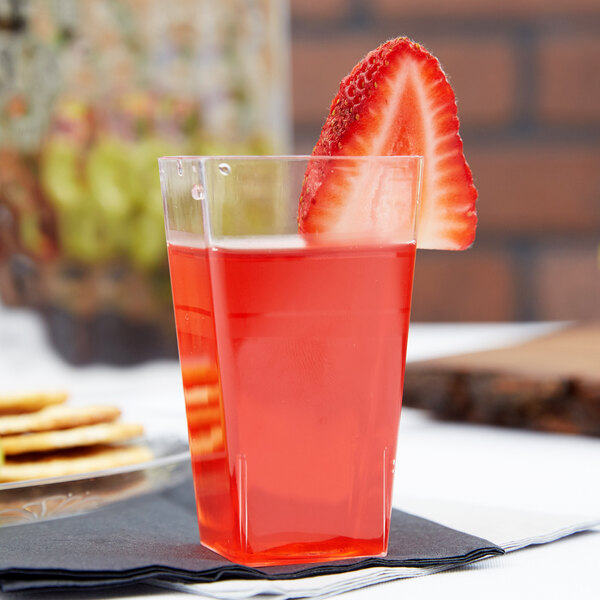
298;37;477;250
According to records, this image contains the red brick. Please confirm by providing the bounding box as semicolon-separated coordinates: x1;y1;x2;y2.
373;0;600;19
533;245;600;320
538;34;600;123
292;35;517;126
290;0;349;21
292;34;385;124
421;37;517;127
468;145;600;235
411;249;517;321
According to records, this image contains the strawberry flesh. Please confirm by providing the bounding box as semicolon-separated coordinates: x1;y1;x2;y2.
298;37;477;250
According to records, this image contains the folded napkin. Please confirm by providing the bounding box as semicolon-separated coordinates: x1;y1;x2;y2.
179;504;596;600
0;480;503;593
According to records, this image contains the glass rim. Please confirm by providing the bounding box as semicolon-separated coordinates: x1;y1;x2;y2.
158;154;423;163
160;153;422;246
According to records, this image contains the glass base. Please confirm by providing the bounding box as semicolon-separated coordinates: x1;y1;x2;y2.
200;537;388;567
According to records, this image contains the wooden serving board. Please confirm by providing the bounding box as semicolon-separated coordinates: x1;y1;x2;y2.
402;323;600;436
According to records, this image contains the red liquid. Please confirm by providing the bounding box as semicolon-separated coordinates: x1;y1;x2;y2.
167;238;416;566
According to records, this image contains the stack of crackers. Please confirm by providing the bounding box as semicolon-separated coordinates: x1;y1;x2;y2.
0;391;153;483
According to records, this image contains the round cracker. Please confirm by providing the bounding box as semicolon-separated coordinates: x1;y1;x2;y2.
0;404;121;436
0;422;144;456
0;392;68;415
0;444;153;482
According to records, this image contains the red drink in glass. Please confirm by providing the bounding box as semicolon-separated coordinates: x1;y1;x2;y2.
160;156;422;566
167;237;415;565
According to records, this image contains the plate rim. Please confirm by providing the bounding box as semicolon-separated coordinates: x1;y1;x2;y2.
0;435;190;492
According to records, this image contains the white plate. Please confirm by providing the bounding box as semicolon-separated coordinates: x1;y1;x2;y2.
0;436;191;527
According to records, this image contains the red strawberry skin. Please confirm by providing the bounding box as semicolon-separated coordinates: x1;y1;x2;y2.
298;37;478;250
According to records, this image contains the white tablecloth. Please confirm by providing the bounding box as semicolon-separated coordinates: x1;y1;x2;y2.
1;309;598;599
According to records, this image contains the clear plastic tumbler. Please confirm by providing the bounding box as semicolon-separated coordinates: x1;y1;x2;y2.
159;156;422;566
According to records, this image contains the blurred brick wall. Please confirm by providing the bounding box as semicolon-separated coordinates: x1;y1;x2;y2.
290;0;600;322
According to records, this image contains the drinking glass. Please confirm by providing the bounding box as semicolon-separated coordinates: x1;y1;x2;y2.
159;155;422;566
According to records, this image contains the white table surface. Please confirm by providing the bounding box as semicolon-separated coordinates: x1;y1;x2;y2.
1;309;598;599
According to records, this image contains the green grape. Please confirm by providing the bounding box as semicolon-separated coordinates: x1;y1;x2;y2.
128;211;167;271
87;137;135;222
41;140;86;211
122;137;177;269
58;200;119;264
128;137;174;217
